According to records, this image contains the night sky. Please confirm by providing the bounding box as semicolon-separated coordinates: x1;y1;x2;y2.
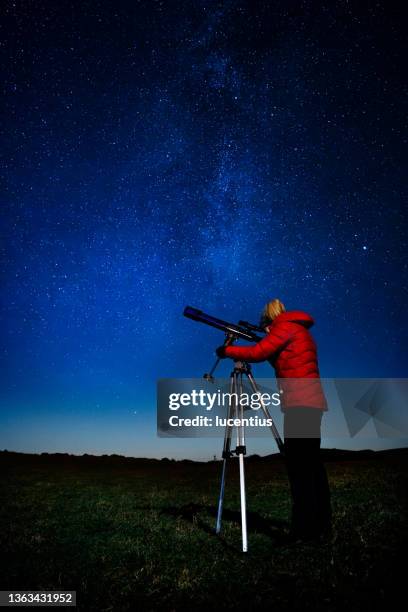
1;1;407;459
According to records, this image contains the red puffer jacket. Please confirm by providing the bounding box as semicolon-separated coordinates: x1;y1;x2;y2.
224;311;327;410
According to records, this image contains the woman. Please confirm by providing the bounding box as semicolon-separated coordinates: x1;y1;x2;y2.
216;299;332;541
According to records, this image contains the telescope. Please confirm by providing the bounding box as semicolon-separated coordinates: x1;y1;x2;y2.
182;304;284;552
183;306;264;343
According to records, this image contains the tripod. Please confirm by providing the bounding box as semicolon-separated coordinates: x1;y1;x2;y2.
215;360;284;552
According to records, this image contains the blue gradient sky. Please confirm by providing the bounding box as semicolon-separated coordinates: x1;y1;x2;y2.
1;1;407;459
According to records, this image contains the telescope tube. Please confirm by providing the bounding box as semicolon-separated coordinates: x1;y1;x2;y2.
183;306;262;343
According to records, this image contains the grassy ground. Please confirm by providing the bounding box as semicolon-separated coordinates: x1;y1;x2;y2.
0;450;407;611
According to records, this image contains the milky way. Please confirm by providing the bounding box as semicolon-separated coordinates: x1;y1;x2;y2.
1;1;407;457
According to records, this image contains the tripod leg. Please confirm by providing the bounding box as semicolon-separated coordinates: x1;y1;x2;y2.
238;453;248;552
215;373;235;534
216;458;227;534
246;370;285;455
237;372;248;552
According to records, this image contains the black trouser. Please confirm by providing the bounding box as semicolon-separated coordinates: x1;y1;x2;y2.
284;407;332;538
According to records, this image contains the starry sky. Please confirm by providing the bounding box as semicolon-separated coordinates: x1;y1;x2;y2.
1;1;407;459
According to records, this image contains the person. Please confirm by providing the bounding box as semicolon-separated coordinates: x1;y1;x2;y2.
216;299;332;541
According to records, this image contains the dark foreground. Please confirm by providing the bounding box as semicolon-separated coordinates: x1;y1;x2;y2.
1;449;407;611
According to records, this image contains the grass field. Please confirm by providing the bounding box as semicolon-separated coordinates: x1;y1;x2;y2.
1;449;407;611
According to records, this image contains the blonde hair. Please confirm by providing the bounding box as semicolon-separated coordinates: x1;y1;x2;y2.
261;299;286;325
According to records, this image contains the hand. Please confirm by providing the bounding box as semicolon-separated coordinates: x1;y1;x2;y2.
216;345;227;359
